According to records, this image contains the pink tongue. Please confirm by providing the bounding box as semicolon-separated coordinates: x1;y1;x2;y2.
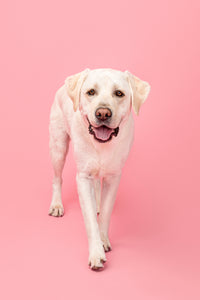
93;126;113;141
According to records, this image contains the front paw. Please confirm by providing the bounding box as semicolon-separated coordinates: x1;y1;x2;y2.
49;202;64;217
88;244;106;270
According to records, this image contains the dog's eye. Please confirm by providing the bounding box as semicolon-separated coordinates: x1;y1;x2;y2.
87;89;96;96
115;90;125;97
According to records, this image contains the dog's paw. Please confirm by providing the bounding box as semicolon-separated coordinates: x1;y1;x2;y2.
88;245;106;270
100;233;112;252
49;203;64;217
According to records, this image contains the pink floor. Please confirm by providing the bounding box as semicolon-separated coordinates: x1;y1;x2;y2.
1;0;200;299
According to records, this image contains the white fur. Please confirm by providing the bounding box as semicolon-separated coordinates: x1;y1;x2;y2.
49;68;150;270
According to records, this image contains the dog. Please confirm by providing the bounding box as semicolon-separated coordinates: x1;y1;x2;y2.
49;68;150;270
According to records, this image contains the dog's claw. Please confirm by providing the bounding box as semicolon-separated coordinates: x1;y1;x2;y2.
103;245;112;252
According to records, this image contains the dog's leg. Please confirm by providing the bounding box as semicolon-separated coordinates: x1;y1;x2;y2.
98;174;121;251
76;173;106;270
94;178;101;214
49;106;69;217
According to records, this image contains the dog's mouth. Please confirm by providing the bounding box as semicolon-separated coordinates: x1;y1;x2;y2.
88;123;119;143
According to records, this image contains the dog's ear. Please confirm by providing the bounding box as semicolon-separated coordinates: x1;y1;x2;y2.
125;71;151;115
65;69;90;111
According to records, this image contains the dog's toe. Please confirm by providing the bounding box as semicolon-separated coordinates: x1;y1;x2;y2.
89;260;104;271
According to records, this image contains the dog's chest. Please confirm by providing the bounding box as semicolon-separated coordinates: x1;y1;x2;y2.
74;141;129;177
98;147;123;176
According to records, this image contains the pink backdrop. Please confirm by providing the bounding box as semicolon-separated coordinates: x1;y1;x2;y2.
0;0;199;299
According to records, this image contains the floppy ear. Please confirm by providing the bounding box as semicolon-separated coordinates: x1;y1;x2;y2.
125;70;151;115
65;68;90;111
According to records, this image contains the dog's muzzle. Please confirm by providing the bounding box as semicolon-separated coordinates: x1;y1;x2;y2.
88;120;119;143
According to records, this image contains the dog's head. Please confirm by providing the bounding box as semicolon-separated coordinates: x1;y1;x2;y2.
65;68;150;143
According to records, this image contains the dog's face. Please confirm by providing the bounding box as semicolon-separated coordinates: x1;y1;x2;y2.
80;69;132;143
66;68;150;143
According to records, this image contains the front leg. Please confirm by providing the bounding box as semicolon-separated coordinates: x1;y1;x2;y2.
98;174;121;251
49;105;69;217
76;173;106;270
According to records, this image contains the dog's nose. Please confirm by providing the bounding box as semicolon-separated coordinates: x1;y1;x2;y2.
95;107;112;121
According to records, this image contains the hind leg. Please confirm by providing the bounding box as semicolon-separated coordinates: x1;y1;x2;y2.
49;104;69;217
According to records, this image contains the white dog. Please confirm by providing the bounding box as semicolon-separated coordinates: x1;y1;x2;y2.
49;68;150;270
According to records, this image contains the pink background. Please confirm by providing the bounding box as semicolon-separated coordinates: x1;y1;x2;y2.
0;0;200;299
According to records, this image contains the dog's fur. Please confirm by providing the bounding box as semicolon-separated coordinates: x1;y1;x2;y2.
49;68;150;270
